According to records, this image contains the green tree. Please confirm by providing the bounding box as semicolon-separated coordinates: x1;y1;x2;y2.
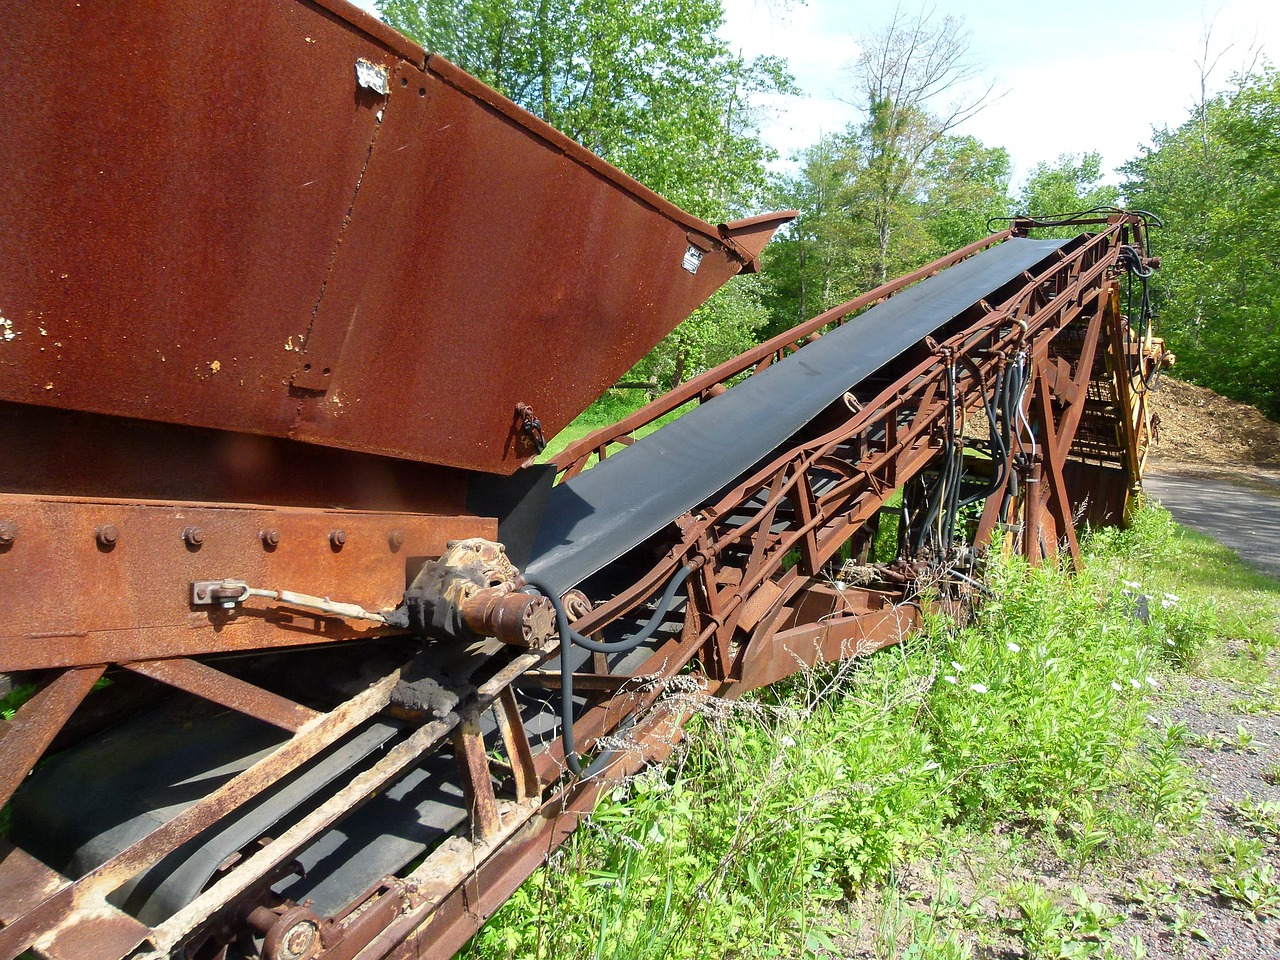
1015;152;1120;225
1123;67;1280;416
762;129;1011;335
380;0;789;218
921;135;1012;253
762;131;874;329
850;4;997;282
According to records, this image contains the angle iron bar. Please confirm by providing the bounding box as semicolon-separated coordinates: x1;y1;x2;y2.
0;666;105;811
142;710;461;956
121;658;320;734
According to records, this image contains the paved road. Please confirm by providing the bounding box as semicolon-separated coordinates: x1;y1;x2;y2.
1144;473;1280;576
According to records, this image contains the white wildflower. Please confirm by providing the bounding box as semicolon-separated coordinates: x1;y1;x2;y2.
1129;678;1142;689
1111;681;1122;692
780;735;796;748
969;682;989;694
1146;676;1160;688
944;675;957;685
1123;579;1142;590
1006;641;1021;653
951;660;965;673
922;760;941;772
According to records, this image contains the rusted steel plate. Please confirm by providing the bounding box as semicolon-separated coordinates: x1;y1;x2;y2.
31;902;153;960
0;841;72;927
0;0;397;445
0;494;493;671
289;55;792;470
1;1;790;475
0;839;149;960
738;588;918;691
0;404;472;515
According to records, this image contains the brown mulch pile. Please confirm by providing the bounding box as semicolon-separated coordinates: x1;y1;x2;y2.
1148;379;1280;471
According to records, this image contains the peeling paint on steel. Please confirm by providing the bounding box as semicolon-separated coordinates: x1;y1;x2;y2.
355;58;389;95
680;246;703;274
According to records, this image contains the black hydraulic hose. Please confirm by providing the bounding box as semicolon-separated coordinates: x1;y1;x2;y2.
942;433;964;555
524;565;694;775
1119;244;1153;279
1118;245;1165;392
911;360;962;555
998;352;1031;512
913;359;959;556
957;356;1007;509
1002;353;1031;454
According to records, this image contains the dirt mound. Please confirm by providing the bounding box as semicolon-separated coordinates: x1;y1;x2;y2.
1148;378;1280;470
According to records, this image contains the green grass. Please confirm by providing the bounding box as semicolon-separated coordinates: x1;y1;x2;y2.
538;392;696;466
466;502;1275;959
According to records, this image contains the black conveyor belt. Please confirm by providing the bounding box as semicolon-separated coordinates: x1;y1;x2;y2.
526;237;1069;595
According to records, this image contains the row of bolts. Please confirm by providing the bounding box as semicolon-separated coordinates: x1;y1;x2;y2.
0;522;406;552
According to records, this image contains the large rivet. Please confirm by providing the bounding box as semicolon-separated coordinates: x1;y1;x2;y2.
95;524;119;548
260;528;281;548
0;521;15;547
330;529;347;549
388;529;405;551
182;526;204;548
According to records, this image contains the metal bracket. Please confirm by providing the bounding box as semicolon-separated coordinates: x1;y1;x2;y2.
191;579;251;608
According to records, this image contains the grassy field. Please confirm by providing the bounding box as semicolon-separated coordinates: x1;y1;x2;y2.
464;505;1280;959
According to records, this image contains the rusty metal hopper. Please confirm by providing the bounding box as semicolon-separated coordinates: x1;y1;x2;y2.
0;0;793;475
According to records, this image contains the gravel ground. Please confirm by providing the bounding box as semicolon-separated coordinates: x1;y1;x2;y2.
1123;663;1280;959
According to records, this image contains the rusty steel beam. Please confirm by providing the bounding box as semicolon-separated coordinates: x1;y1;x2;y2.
0;495;490;672
0;670;403;960
0;666;104;809
121;658;320;733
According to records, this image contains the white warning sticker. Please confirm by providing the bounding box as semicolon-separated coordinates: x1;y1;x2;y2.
681;245;704;274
